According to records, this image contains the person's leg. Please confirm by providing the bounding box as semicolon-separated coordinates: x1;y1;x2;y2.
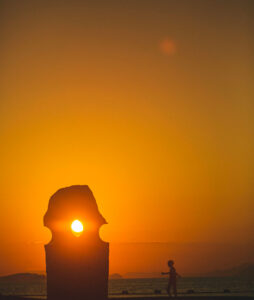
168;282;172;297
173;280;177;297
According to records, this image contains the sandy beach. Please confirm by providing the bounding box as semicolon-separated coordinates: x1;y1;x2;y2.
1;296;254;300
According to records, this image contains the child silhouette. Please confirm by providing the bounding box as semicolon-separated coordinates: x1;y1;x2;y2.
161;260;181;297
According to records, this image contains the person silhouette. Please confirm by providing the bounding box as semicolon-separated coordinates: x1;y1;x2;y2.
161;260;181;297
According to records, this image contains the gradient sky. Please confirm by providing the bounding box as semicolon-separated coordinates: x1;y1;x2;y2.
0;0;254;275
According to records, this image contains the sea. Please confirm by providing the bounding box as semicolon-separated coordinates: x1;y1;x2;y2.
0;277;254;298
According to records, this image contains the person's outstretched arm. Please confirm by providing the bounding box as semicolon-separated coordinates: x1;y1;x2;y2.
161;272;170;275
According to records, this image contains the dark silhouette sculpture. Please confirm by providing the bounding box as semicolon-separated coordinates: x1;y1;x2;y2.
44;185;109;300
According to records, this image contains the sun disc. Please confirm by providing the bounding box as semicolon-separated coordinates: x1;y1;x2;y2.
71;220;84;234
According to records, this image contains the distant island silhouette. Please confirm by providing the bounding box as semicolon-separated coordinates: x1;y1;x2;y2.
0;273;45;282
109;273;123;279
1;263;253;282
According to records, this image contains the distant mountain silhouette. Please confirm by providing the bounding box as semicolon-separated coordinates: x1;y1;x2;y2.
204;263;254;278
1;264;253;281
0;273;45;282
124;272;163;278
109;273;122;279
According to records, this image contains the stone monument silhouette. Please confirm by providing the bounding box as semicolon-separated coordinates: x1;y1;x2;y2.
44;185;109;300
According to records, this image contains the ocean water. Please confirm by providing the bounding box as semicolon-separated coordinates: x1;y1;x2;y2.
0;277;254;298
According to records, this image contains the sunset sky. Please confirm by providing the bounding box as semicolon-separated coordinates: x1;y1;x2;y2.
0;0;254;276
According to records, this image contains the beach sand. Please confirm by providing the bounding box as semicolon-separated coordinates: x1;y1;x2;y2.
1;296;254;300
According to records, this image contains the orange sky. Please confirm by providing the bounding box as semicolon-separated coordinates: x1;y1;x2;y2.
0;0;254;276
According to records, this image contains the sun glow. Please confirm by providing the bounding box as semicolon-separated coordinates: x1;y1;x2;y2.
71;220;84;235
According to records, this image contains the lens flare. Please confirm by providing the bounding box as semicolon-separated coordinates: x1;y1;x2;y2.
71;220;84;234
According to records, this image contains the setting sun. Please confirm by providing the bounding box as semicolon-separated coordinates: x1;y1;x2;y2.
71;220;84;234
